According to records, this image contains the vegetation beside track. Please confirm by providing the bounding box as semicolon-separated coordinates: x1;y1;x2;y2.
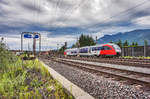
121;56;150;59
0;42;72;99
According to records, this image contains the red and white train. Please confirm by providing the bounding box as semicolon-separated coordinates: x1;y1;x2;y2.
64;43;121;57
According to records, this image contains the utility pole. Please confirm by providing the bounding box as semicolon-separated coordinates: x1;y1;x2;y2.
33;33;36;57
57;43;59;51
39;34;41;53
77;37;80;57
28;42;30;51
144;40;148;57
21;34;23;52
65;42;67;48
96;36;97;44
1;37;4;43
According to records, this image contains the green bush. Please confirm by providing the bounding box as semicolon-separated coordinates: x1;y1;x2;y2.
0;41;17;71
0;42;72;98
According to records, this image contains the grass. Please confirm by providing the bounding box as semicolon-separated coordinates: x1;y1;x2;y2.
0;42;73;99
122;56;150;59
0;59;73;99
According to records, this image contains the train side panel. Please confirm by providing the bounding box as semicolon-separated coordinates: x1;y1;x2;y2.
79;47;92;56
100;44;116;56
64;43;121;57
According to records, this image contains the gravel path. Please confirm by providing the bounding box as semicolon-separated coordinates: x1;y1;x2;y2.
43;59;150;99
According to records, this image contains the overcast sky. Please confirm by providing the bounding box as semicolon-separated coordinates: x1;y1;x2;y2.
0;0;150;50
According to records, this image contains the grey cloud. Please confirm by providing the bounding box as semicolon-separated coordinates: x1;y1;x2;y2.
0;0;150;49
0;0;9;5
20;1;45;13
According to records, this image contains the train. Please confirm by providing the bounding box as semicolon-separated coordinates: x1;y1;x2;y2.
64;43;121;57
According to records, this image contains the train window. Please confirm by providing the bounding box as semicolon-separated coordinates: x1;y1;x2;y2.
92;47;102;51
101;46;104;50
97;47;102;50
112;45;121;50
92;47;96;51
92;47;94;51
71;51;77;53
95;47;98;50
104;46;111;50
80;48;88;53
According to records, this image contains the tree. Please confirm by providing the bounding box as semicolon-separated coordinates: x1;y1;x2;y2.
59;45;66;54
71;34;96;48
123;40;129;47
72;44;77;48
78;34;96;47
135;42;138;46
144;40;148;57
0;41;17;70
109;40;113;43
116;39;122;47
132;42;135;46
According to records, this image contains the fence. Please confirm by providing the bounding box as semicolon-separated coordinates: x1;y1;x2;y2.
121;46;150;57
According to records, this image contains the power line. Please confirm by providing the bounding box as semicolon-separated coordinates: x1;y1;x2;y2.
46;0;150;39
33;0;36;26
61;0;88;22
48;0;62;27
55;0;61;18
47;0;88;36
89;0;150;28
52;0;88;28
54;0;61;20
37;0;41;24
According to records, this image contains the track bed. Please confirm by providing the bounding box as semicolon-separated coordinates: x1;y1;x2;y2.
64;57;150;68
41;57;150;99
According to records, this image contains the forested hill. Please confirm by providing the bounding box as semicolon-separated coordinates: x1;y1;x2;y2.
97;29;150;45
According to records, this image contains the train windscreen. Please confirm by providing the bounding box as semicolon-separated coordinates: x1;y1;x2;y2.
112;44;121;51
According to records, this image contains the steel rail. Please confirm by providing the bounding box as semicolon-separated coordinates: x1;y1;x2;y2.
52;58;150;87
63;57;150;68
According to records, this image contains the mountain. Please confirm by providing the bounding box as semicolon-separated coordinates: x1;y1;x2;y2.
97;29;150;45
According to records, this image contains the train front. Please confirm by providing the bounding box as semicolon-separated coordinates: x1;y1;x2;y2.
111;44;121;56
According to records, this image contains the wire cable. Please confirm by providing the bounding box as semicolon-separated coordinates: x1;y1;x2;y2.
89;0;150;28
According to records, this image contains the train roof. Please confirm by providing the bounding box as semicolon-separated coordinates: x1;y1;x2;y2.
90;43;116;47
65;48;78;51
65;43;119;51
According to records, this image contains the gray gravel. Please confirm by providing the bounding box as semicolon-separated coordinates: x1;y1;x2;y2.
43;59;150;99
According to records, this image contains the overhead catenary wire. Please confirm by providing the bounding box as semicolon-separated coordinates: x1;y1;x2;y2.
37;0;41;25
45;0;88;46
64;0;150;31
33;0;36;27
51;0;88;28
89;0;150;29
66;0;150;44
33;0;150;49
47;0;62;27
63;0;88;21
55;0;61;19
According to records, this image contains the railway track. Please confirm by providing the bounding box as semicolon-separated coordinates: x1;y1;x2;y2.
63;57;150;68
52;58;150;87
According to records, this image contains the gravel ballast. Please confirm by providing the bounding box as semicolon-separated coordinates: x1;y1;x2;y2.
42;59;150;99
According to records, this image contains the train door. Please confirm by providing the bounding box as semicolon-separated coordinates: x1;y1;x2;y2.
100;46;105;55
91;47;97;56
96;47;102;56
88;47;92;56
